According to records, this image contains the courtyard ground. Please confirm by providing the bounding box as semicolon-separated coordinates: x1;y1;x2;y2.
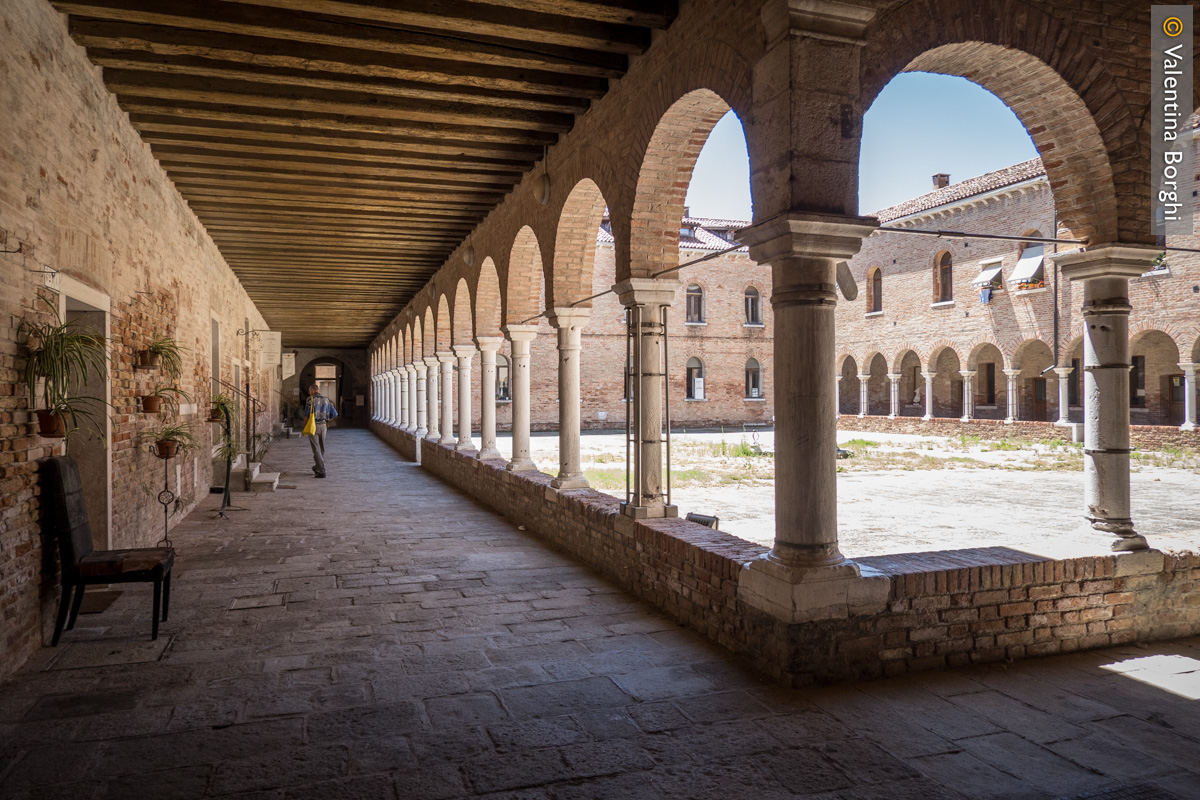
3;429;1198;799
495;429;1200;560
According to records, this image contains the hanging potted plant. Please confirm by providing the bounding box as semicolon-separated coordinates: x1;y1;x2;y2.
137;332;185;378
141;384;191;414
209;392;233;422
140;422;197;459
18;293;108;439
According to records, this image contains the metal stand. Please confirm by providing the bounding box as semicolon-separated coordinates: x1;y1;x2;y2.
152;446;174;548
215;405;234;519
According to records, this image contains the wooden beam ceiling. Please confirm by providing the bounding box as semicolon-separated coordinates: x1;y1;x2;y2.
53;0;675;348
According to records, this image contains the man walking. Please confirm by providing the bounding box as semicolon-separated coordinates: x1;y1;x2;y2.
303;383;338;478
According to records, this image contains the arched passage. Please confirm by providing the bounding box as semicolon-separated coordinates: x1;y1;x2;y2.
838;356;859;416
552;179;609;309
894;350;922;416
435;294;452;354
452;279;473;347
929;347;963;419
1130;330;1183;426
865;353;888;416
968;342;1006;420
506;226;545;326
475;258;502;339
1012;339;1055;421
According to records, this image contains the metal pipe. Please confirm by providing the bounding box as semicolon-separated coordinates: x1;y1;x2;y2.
875;227;1086;245
624;308;632;507
662;305;671;509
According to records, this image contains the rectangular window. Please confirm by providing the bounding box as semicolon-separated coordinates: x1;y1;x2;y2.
983;363;996;405
1069;358;1081;406
1130;355;1146;407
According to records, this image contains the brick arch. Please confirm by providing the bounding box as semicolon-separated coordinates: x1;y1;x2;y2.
860;349;885;374
551;178;609;308
926;342;961;373
436;294;452;353
890;347;922;373
505;226;545;325
423;307;436;358
410;317;422;362
452;278;473;347
861;3;1132;243
628;89;735;281
474;258;502;339
1010;338;1053;370
1130;323;1187;357
837;353;858;374
968;341;1007;370
1190;334;1200;365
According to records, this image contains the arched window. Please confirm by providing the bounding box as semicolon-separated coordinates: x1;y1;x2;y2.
868;268;883;313
745;358;763;398
935;252;953;302
686;357;705;400
685;284;704;323
496;354;511;401
744;286;762;325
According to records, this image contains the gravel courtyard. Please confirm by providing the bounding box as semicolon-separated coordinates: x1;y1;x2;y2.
493;429;1200;560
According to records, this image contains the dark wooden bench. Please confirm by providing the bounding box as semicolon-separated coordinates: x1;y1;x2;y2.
41;456;175;644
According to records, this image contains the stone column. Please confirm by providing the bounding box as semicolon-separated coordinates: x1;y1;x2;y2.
438;353;456;445
857;374;869;417
423;356;440;441
886;373;900;419
454;345;476;451
405;364;418;433
413;362;428;437
834;371;842;417
1179;363;1197;431
503;325;538;471
1054;367;1073;425
921;371;935;420
959;370;976;421
1055;246;1156;551
475;337;503;459
381;372;392;425
398;369;409;429
371;375;377;420
549;308;591;490
613;280;679;517
739;213;876;566
394;369;404;426
1004;369;1021;423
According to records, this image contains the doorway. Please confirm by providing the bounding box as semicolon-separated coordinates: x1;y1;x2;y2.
1032;378;1048;421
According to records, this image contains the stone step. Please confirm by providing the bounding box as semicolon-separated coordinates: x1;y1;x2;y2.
249;472;280;493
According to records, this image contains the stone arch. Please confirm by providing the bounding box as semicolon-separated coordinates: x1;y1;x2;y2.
861;5;1132;243
838;355;859;415
452;278;473;347
551;178;609;308
628;89;735;281
436;293;452;353
475;257;502;339
505;226;545;326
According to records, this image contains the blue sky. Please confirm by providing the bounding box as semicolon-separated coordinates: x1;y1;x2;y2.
685;73;1039;221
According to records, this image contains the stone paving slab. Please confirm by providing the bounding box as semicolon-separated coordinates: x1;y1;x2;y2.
0;429;1198;799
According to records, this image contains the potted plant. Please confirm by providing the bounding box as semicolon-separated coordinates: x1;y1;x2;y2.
18;293;108;439
140;422;196;458
209;392;233;422
137;332;185;378
141;385;191;414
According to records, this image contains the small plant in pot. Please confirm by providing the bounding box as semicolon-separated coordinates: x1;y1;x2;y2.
18;293;109;439
209;393;233;422
140;423;197;459
138;332;185;378
141;385;191;414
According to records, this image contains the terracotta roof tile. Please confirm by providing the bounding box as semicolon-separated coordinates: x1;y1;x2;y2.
874;158;1047;223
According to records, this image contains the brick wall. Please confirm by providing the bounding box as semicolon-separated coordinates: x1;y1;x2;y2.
0;0;275;682
373;422;1200;686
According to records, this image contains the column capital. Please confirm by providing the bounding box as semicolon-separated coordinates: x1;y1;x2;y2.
1003;368;1023;378
1178;362;1199;376
1051;367;1073;378
413;361;428;376
737;211;877;265
502;324;539;342
1052;245;1159;281
436;350;455;364
453;344;476;359
405;362;417;374
422;355;439;367
475;336;503;352
612;277;680;308
959;370;977;378
547;307;592;328
920;371;936;380
886;373;901;382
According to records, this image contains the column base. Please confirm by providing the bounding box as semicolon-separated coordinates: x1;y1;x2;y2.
415;427;428;438
455;440;476;452
960;416;972;423
620;502;678;519
1181;422;1196;432
1087;517;1149;552
438;434;456;446
738;554;889;624
550;474;589;490
507;459;538;472
921;415;932;421
477;447;503;460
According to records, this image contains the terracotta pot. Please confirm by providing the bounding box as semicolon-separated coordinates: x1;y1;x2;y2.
154;440;178;458
142;395;163;413
137;349;160;368
35;410;67;438
208;407;224;422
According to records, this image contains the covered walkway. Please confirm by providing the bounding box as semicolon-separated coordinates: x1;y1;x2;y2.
3;430;1198;799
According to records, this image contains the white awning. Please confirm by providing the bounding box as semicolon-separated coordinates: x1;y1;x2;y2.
1010;245;1045;282
970;265;1003;287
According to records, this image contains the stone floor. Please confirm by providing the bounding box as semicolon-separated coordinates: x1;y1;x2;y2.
2;429;1199;799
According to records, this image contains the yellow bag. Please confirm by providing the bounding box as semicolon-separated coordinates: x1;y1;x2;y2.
302;409;316;436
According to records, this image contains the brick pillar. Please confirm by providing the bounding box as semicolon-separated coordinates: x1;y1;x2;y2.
423;356;440;441
613;280;679;518
887;373;900;419
921;371;935;420
1179;363;1197;431
959;370;976;421
857;374;869;417
1054;367;1073;425
454;345;476;451
475;337;503;459
413;363;428;437
438;353;456;445
1056;246;1157;551
1004;368;1021;423
504;325;538;472
549;308;591;490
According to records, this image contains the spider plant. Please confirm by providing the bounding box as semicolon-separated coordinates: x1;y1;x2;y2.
140;422;197;458
139;332;185;379
209;392;233;421
141;384;191;414
18;293;108;439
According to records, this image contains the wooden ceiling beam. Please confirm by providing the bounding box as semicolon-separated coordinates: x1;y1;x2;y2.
161;162;517;193
171;179;504;206
466;0;674;28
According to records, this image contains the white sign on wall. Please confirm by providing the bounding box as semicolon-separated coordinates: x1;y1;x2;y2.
281;352;295;380
259;331;282;369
